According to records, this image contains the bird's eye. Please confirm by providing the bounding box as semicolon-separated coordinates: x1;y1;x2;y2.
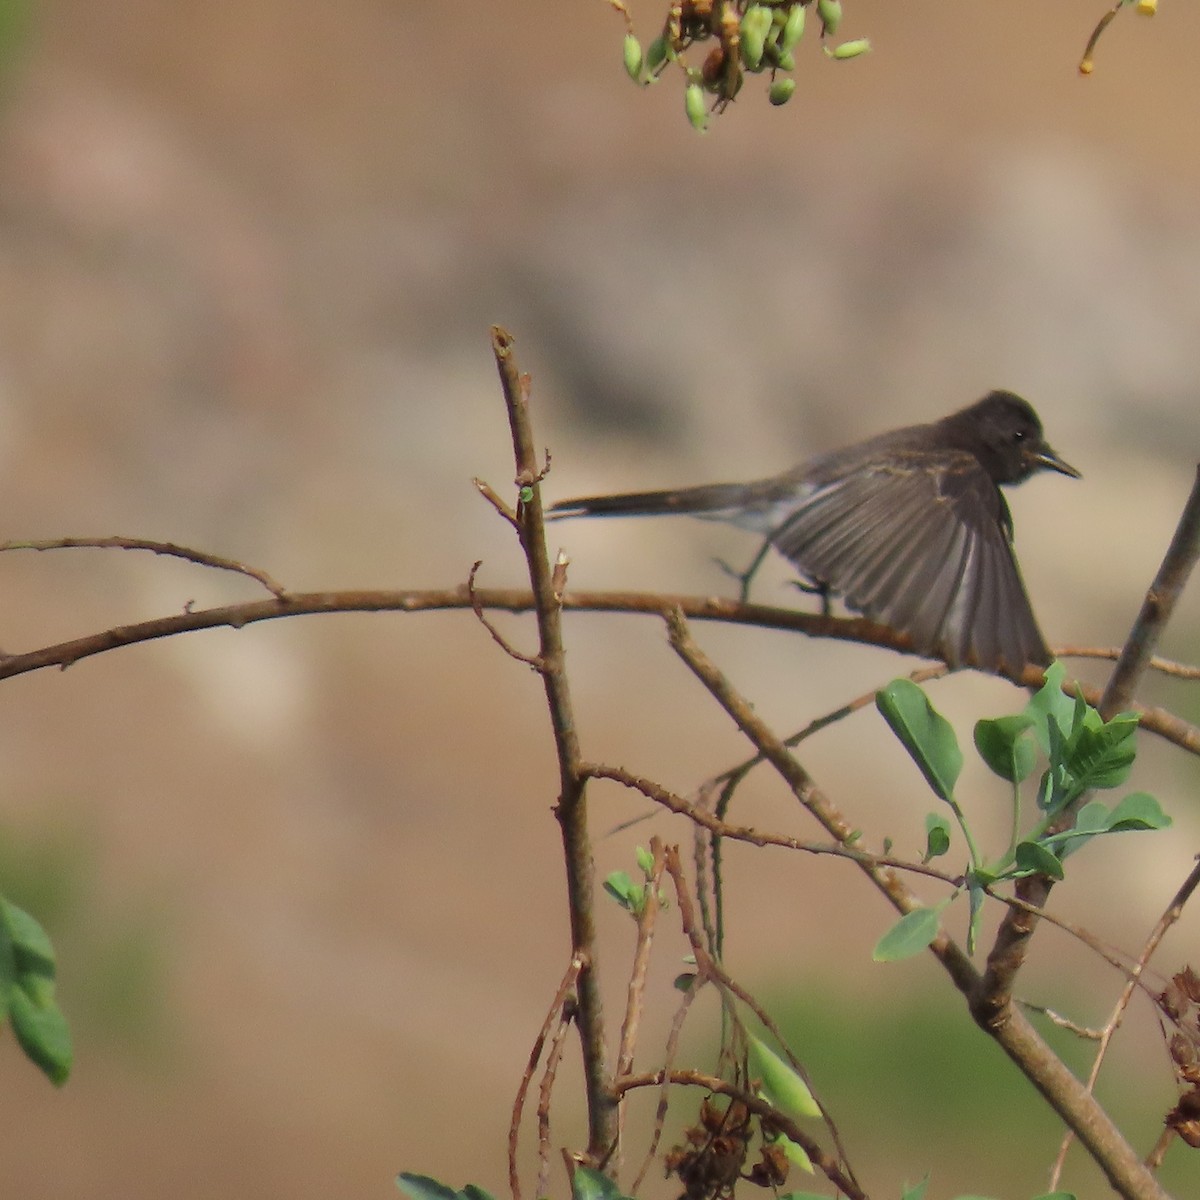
1013;430;1026;443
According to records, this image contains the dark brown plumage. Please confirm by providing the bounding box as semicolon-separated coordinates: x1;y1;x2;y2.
548;390;1080;675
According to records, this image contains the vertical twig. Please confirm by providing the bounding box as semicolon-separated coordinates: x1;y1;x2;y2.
489;327;617;1164
1100;466;1200;718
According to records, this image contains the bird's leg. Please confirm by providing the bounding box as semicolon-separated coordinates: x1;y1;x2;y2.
790;574;833;616
713;534;773;603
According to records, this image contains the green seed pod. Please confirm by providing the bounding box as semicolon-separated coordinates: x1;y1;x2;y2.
623;33;643;82
780;5;806;51
740;4;773;70
644;33;670;73
763;40;793;70
824;37;871;59
816;0;842;36
685;82;708;131
740;22;765;70
768;76;796;105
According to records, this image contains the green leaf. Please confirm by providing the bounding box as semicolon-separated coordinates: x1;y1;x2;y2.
973;715;1036;782
1031;1193;1078;1200
8;983;72;1085
1023;661;1072;751
923;813;951;862
876;680;962;802
603;871;641;913
900;1179;930;1200
395;1176;461;1200
873;905;943;962
572;1166;627;1200
1;898;56;979
634;845;654;876
0;908;14;1021
1063;715;1138;792
748;1035;821;1118
1107;791;1170;831
1014;841;1064;880
1073;800;1111;834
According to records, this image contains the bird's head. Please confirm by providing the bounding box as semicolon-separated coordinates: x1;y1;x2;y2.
949;390;1081;486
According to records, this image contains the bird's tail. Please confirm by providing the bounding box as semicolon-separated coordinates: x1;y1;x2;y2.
547;482;752;521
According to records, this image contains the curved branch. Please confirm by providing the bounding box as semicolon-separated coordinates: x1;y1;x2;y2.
2;587;1198;758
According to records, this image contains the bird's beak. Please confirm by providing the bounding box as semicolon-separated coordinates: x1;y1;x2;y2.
1031;445;1081;479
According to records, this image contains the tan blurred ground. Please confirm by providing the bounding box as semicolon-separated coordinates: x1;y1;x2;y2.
1;2;1200;1197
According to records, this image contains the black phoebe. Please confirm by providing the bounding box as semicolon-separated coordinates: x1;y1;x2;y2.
549;390;1080;675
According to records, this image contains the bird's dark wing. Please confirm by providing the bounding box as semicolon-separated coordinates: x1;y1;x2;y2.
768;451;1050;673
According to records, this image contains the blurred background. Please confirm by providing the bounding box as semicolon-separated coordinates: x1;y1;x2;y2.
1;1;1200;1197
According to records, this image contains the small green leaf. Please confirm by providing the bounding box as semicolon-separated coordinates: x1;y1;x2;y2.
395;1176;461;1200
1;899;56;978
572;1166;627;1200
1032;1192;1078;1200
923;813;951;862
876;680;963;802
8;983;72;1085
1014;841;1064;880
873;905;943;962
1107;791;1170;831
673;972;697;992
748;1035;821;1118
973;715;1036;782
634;845;655;876
900;1180;930;1200
603;871;640;912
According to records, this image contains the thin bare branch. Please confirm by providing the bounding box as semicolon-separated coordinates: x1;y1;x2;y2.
583;761;965;885
467;561;543;668
0;584;1196;757
1049;857;1200;1190
509;954;585;1200
0;535;289;597
1101;466;1200;718
473;477;519;527
489;326;616;1164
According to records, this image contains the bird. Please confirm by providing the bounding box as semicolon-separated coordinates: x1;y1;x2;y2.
547;390;1080;676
